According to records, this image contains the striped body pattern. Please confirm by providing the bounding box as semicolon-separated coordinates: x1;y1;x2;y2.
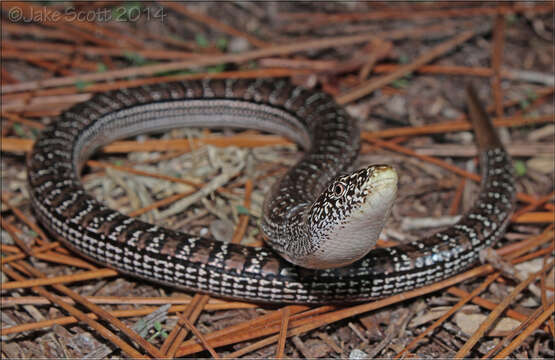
27;79;515;303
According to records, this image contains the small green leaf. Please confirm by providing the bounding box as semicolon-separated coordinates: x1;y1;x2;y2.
216;37;228;50
30;128;41;139
526;89;538;102
124;51;147;66
96;63;107;72
161;330;168;339
195;34;209;48
13;123;26;137
505;13;517;25
153;321;162;331
519;99;530;110
205;64;226;73
514;160;527;176
237;205;250;215
392;78;410;88
75;80;93;91
398;55;410;64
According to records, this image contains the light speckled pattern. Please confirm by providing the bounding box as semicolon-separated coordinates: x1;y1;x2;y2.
27;79;515;303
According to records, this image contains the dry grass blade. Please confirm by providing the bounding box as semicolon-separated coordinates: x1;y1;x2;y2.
455;260;554;358
366;137;554;209
494;302;555;359
103;133;290;153
1;217;33;254
275;306;290;358
1;268;117;290
4;68;310;100
336;30;475;104
449;178;466;215
2;40;201;59
1;194;49;243
369;64;554;84
1;244;23;253
176;305;316;356
161;1;270;48
0;137;33;152
231;180;253;244
163;294;210;358
226;332;281;358
395;273;501;358
1;23;472;93
498;227;553;260
160;295;202;354
280;4;553;23
15;260;165;358
491;13;506;119
0;302;255;336
128;190;196;218
1;242;60;266
1;295;253;307
181;315;220;358
446;287;528;323
511;191;555;220
362;112;553;139
87;160;201;189
2;263;147;358
32;250;96;270
483;300;551;358
512;212;555;223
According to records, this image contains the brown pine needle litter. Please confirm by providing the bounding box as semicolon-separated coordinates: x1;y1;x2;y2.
1;2;553;359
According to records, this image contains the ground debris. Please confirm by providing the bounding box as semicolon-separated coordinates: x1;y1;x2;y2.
1;2;553;359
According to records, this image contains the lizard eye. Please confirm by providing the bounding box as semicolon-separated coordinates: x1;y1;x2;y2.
331;182;347;198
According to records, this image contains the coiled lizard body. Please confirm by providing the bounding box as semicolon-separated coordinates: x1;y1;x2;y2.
27;79;515;303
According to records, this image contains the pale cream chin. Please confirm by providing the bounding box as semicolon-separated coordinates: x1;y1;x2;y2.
287;182;397;270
